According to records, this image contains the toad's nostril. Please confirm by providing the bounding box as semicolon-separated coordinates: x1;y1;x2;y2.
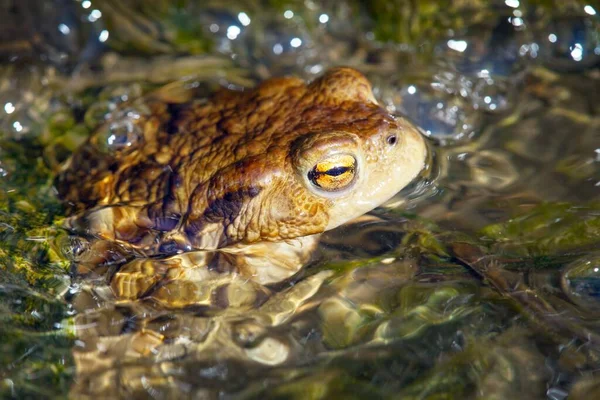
387;135;397;146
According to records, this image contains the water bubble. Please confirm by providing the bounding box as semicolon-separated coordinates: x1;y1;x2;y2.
571;43;584;61
238;12;251;27
0;150;15;178
310;1;359;38
97;108;146;152
4;102;15;114
290;37;302;48
196;5;324;76
562;253;600;311
1;109;38;140
432;11;532;114
98;30;109;43
52;232;84;262
88;9;102;23
0;163;9;177
198;9;250;55
226;25;241;40
238;15;318;76
584;6;597;16
535;13;600;71
58;23;71;35
83;101;117;128
61;235;91;262
273;44;283;55
471;77;513;112
372;73;479;144
387;82;481;143
12;121;23;133
436;15;532;77
107;121;137;148
447;39;468;52
432;70;474;98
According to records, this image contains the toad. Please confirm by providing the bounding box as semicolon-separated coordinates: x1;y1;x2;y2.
56;67;427;302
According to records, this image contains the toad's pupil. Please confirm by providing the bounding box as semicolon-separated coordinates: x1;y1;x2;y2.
308;165;353;183
325;166;352;176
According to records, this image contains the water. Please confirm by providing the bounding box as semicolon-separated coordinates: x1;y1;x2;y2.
0;0;599;398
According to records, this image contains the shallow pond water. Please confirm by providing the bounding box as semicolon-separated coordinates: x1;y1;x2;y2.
1;0;600;398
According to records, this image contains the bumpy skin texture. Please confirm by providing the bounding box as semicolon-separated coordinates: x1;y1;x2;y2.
57;68;426;259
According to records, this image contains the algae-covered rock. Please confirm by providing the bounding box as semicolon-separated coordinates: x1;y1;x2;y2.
481;202;600;257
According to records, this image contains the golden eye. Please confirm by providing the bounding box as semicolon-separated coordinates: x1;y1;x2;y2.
308;154;356;192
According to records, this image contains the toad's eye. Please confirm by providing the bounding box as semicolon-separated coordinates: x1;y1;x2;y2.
308;154;356;192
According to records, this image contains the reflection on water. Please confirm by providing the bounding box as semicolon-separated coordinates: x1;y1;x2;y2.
0;0;600;398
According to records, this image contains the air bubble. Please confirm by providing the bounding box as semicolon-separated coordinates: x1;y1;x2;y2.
562;254;600;311
59;235;90;262
471;77;513;112
96;107;148;152
435;15;532;78
84;101;117;128
535;13;600;71
107;121;137;148
99;120;140;152
240;15;318;76
1;110;39;140
432;11;533;114
0;150;15;179
395;83;480;143
197;6;322;77
198;10;250;55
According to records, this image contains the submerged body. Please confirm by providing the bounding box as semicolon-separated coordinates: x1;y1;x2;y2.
57;67;426;296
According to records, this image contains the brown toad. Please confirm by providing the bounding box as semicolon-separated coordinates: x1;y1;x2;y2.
56;67;427;301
